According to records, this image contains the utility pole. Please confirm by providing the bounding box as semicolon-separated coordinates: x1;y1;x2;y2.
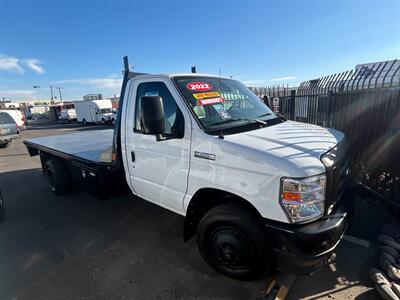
56;87;63;102
50;85;54;102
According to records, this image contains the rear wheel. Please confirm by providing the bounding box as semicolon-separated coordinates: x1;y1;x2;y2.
44;159;70;195
197;203;275;280
101;118;106;125
82;119;87;125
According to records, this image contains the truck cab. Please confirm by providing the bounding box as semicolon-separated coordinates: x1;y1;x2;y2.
24;59;353;280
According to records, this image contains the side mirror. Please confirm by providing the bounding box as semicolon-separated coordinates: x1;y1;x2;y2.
139;96;165;138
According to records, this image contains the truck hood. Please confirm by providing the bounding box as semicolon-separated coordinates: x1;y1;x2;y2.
220;120;344;176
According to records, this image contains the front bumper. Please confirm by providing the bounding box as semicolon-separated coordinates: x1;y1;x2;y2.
0;133;20;144
265;189;354;274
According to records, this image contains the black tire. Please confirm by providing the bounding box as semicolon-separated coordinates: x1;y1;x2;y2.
44;159;70;195
0;189;5;223
82;119;87;125
101;118;106;125
0;142;9;148
197;203;275;280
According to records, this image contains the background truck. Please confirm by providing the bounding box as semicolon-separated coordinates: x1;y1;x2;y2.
59;108;77;123
74;99;116;125
24;57;353;280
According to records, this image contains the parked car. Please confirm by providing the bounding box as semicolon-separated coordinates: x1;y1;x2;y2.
0;112;19;148
0;109;26;130
24;57;353;280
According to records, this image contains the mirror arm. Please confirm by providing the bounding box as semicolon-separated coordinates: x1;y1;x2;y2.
156;134;166;142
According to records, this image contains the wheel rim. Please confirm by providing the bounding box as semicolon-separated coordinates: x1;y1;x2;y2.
208;226;256;270
46;168;56;190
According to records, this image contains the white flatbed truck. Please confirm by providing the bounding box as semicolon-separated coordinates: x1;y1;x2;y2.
24;57;353;280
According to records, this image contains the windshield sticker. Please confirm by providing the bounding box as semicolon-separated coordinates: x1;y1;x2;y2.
213;103;231;120
186;82;212;91
193;91;221;100
198;97;224;106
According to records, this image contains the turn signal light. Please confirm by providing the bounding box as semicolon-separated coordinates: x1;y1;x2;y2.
282;192;301;202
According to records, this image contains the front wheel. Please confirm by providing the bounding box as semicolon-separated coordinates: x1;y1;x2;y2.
0;142;9;148
82;119;87;125
197;203;275;280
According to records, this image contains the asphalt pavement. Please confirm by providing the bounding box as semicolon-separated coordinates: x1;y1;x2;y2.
0;121;380;300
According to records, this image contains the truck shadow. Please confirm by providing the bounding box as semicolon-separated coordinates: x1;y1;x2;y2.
0;168;382;300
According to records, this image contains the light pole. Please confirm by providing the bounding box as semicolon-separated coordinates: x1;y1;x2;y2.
33;85;40;101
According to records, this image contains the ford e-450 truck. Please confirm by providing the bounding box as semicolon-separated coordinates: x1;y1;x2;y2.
24;57;353;280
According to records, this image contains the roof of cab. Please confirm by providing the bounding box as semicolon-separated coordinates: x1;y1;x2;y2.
128;72;233;81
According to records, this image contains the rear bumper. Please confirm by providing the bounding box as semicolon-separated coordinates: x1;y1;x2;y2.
264;189;354;274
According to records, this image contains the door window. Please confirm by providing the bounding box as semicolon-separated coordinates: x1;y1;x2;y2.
135;82;184;137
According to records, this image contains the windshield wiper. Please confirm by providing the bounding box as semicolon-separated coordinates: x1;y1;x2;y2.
256;112;272;118
207;118;244;127
208;118;266;127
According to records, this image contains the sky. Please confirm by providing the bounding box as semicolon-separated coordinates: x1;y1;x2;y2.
0;0;399;101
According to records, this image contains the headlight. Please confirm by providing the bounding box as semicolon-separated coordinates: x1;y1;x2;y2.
280;174;326;223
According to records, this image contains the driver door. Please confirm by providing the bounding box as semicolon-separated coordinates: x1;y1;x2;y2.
125;79;191;214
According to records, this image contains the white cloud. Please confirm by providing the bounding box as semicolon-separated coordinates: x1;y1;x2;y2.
0;89;36;99
22;59;45;74
53;77;122;90
270;76;296;82
0;55;24;73
243;79;269;86
244;76;297;86
0;54;45;74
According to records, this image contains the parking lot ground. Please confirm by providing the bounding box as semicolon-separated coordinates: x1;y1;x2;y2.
0;122;381;299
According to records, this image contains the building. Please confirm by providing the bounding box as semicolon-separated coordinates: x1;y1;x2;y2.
83;94;103;101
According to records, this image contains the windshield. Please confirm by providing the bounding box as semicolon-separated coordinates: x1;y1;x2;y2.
173;76;276;131
100;108;112;114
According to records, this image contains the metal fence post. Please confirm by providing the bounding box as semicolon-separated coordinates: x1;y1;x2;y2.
327;90;334;127
290;89;296;120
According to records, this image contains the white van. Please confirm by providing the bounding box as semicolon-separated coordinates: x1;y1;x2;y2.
74;100;116;125
0;110;26;130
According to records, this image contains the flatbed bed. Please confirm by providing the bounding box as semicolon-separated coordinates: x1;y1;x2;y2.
25;129;114;164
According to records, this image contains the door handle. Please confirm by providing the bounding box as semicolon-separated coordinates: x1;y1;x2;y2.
131;151;135;162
